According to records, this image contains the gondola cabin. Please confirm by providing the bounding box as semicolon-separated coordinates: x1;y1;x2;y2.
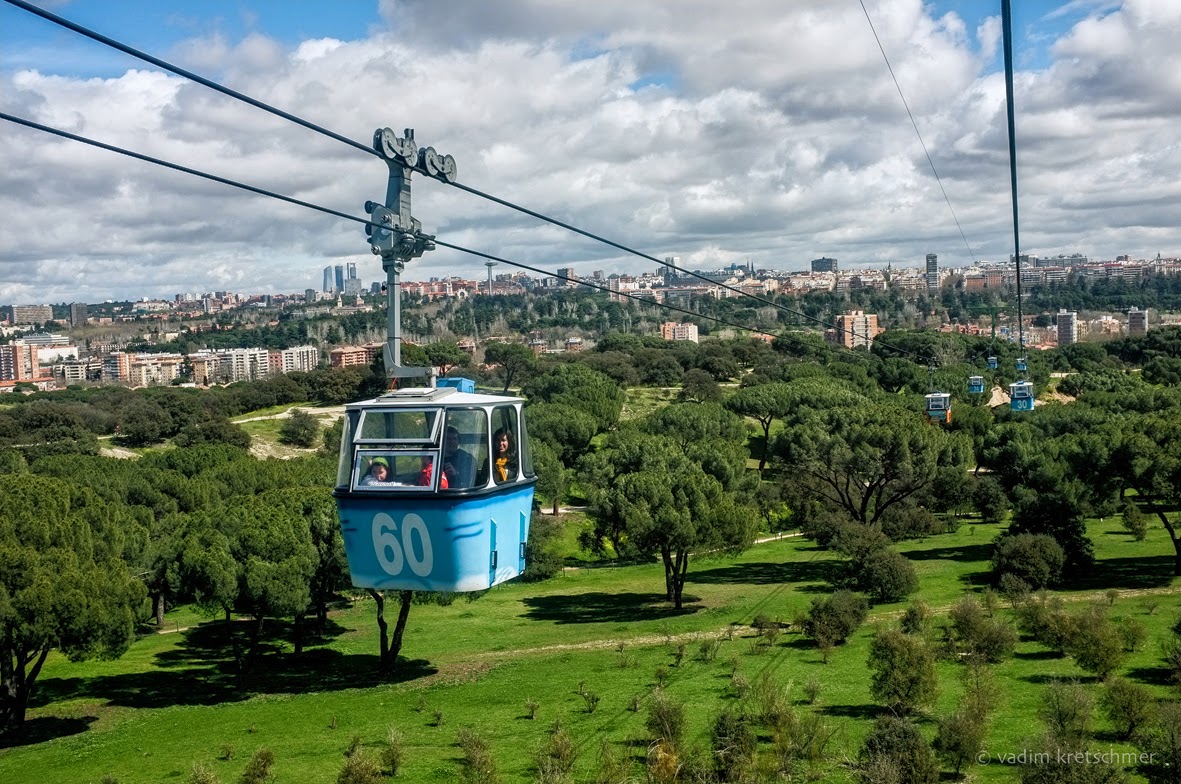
333;386;536;592
968;376;985;395
1009;381;1035;412
1016;356;1028;372
925;392;952;424
987;356;998;370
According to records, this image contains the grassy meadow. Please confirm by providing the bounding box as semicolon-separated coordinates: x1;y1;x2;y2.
2;511;1179;783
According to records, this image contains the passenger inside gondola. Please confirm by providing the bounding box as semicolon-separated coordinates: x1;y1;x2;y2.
442;425;477;488
492;427;517;483
361;456;400;486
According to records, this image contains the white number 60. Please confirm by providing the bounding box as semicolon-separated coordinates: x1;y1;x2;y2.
372;513;434;578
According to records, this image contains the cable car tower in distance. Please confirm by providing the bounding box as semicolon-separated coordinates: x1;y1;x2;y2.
333;128;537;593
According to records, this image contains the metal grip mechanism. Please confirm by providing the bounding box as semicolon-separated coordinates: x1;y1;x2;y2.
365;127;456;383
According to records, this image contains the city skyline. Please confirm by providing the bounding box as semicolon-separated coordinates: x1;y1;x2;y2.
3;1;1179;303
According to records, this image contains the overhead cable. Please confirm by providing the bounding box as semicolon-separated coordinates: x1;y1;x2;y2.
0;112;777;341
7;0;921;358
858;0;977;264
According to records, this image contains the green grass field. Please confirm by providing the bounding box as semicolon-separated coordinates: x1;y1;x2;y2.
2;516;1179;783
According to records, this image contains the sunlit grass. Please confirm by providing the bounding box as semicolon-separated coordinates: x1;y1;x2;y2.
3;516;1178;782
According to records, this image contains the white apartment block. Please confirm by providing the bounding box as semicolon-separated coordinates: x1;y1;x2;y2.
279;345;320;373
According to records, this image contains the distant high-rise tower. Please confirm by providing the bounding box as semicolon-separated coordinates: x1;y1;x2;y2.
1128;307;1148;336
1057;309;1078;346
346;262;357;281
811;257;838;273
68;302;88;327
334;265;345;293
925;253;939;291
322;266;334;293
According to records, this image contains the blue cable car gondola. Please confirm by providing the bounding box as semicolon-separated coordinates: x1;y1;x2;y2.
1009;381;1034;412
334;128;535;592
987;356;998;370
334;386;536;592
968;376;985;395
1015;356;1028;372
925;392;951;424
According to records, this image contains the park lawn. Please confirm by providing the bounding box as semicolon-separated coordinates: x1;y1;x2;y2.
620;387;679;421
230;402;314;422
3;516;1179;783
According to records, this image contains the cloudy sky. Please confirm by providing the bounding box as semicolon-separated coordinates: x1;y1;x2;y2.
1;0;1177;303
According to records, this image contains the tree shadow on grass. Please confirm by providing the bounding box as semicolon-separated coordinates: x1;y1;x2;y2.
686;560;837;587
820;703;882;720
0;715;95;748
903;543;995;563
1069;555;1175;591
1127;665;1174;687
1013;649;1065;662
521;592;698;624
31;619;437;712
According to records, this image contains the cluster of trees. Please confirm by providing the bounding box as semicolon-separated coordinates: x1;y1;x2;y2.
0;366;393;459
0;444;345;733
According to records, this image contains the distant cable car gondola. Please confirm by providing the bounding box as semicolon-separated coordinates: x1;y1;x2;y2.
1016;356;1028;372
925;392;951;424
1009;381;1034;412
968;376;985;395
334;386;536;591
987;356;998;370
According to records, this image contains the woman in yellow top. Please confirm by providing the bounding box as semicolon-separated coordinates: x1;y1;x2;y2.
491;428;517;483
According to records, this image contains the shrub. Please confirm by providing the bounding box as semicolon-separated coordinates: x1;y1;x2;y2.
950;596;1017;663
279;408;320;447
992;533;1066;589
336;750;383;784
1036;681;1093;745
858;716;937;784
1066;606;1128;679
522;514;566;582
868;628;938;714
536;724;578;782
456;728;499;784
710;709;758;780
1121;500;1148;542
646;693;687;752
187;764;221;784
933;709;987;776
238;748;275;784
1101;677;1157;741
1117;617;1148;652
1137;703;1181;784
381;728;405;777
804;677;823;705
804;590;869;648
899;600;929;635
859;548;918;602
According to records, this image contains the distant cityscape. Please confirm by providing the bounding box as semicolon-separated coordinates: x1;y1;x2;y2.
1;252;1178;393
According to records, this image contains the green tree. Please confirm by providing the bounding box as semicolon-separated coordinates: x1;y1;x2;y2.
530;439;567;515
579;430;756;608
279;409;321;448
774;401;969;525
677;368;722;403
0;475;146;733
858;716;937;784
725;382;793;471
426;342;471;377
522;364;624;433
482;342;537;393
867;628;938;714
